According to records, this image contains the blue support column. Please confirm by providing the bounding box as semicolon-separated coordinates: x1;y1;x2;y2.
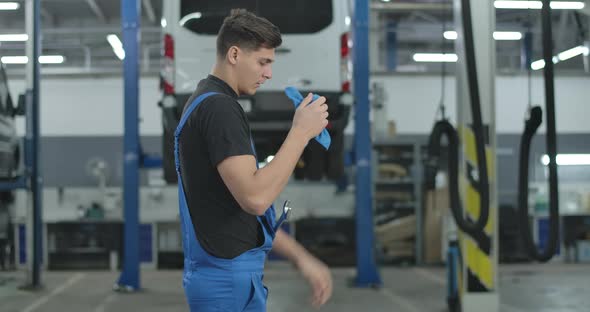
117;0;141;291
386;21;397;71
353;0;382;288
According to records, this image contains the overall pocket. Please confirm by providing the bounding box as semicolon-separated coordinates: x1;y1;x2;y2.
243;272;268;311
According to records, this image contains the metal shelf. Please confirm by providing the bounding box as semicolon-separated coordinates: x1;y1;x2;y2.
375;178;414;185
372;141;424;264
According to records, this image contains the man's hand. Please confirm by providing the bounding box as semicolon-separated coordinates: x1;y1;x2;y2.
271;230;333;308
291;93;329;141
296;254;333;309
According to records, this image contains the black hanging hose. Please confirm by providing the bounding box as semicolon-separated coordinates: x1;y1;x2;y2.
425;0;490;238
459;0;490;233
517;0;560;262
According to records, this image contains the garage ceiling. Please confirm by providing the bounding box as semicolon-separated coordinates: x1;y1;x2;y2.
0;0;588;76
0;0;162;76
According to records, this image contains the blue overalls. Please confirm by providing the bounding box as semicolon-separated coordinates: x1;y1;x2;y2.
174;92;277;311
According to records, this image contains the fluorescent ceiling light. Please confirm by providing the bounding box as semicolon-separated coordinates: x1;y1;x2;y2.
495;1;543;9
444;31;458;40
1;55;65;64
107;34;125;60
413;53;458;63
179;12;202;27
531;45;588;70
493;31;523;40
0;34;28;41
550;1;585;9
1;56;27;64
557;45;589;61
0;2;19;10
541;154;590;166
531;59;546;70
39;55;65;64
494;1;585;10
444;31;522;41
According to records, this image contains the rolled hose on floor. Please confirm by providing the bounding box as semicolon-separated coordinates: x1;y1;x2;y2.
425;0;490;238
517;0;560;262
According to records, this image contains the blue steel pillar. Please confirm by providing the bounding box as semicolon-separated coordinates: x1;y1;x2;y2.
116;0;141;291
353;0;382;288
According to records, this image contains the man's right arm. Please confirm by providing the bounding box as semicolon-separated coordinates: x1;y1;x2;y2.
217;93;328;215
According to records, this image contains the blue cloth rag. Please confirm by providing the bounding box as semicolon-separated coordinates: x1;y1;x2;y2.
284;86;331;150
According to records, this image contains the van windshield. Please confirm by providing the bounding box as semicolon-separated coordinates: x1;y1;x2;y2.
180;0;333;35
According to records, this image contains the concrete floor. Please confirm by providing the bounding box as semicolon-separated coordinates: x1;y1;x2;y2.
1;263;589;312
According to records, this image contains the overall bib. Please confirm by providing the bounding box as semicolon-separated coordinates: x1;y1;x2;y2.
174;92;277;311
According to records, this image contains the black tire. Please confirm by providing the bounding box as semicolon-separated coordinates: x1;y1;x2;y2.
304;140;327;181
293;158;306;180
162;99;184;184
326;104;350;181
326;131;345;181
12;145;20;178
162;125;178;184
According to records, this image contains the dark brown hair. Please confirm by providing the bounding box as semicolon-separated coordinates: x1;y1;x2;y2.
216;9;282;58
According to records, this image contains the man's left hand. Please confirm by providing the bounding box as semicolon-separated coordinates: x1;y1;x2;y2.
296;254;333;309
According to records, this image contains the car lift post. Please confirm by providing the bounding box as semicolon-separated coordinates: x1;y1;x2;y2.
353;0;382;288
116;0;141;291
0;0;44;290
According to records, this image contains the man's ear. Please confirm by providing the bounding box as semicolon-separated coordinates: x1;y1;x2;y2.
227;46;239;65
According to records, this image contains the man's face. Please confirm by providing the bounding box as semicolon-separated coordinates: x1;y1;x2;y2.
235;47;275;96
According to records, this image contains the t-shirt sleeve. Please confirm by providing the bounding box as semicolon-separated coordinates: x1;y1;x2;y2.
197;96;254;166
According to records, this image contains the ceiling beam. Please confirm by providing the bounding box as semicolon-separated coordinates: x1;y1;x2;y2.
0;26;161;35
85;0;106;23
5;66;160;78
41;7;58;26
142;0;156;24
409;11;441;24
371;2;452;12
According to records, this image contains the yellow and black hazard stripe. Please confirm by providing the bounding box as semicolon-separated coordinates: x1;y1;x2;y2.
459;125;496;293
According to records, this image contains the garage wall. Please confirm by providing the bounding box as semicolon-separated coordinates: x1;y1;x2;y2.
7;76;165;187
6;74;590;136
369;74;590;134
5;74;589;188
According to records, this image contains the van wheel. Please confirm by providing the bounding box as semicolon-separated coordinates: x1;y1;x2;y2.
293;158;306;180
304;140;326;181
13;145;20;176
326;131;345;181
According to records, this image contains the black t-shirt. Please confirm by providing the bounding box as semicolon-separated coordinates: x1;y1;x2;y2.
178;74;264;259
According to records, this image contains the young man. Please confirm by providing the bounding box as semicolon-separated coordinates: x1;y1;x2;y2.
175;9;333;311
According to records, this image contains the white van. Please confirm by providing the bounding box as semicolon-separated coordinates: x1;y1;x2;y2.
159;0;352;183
